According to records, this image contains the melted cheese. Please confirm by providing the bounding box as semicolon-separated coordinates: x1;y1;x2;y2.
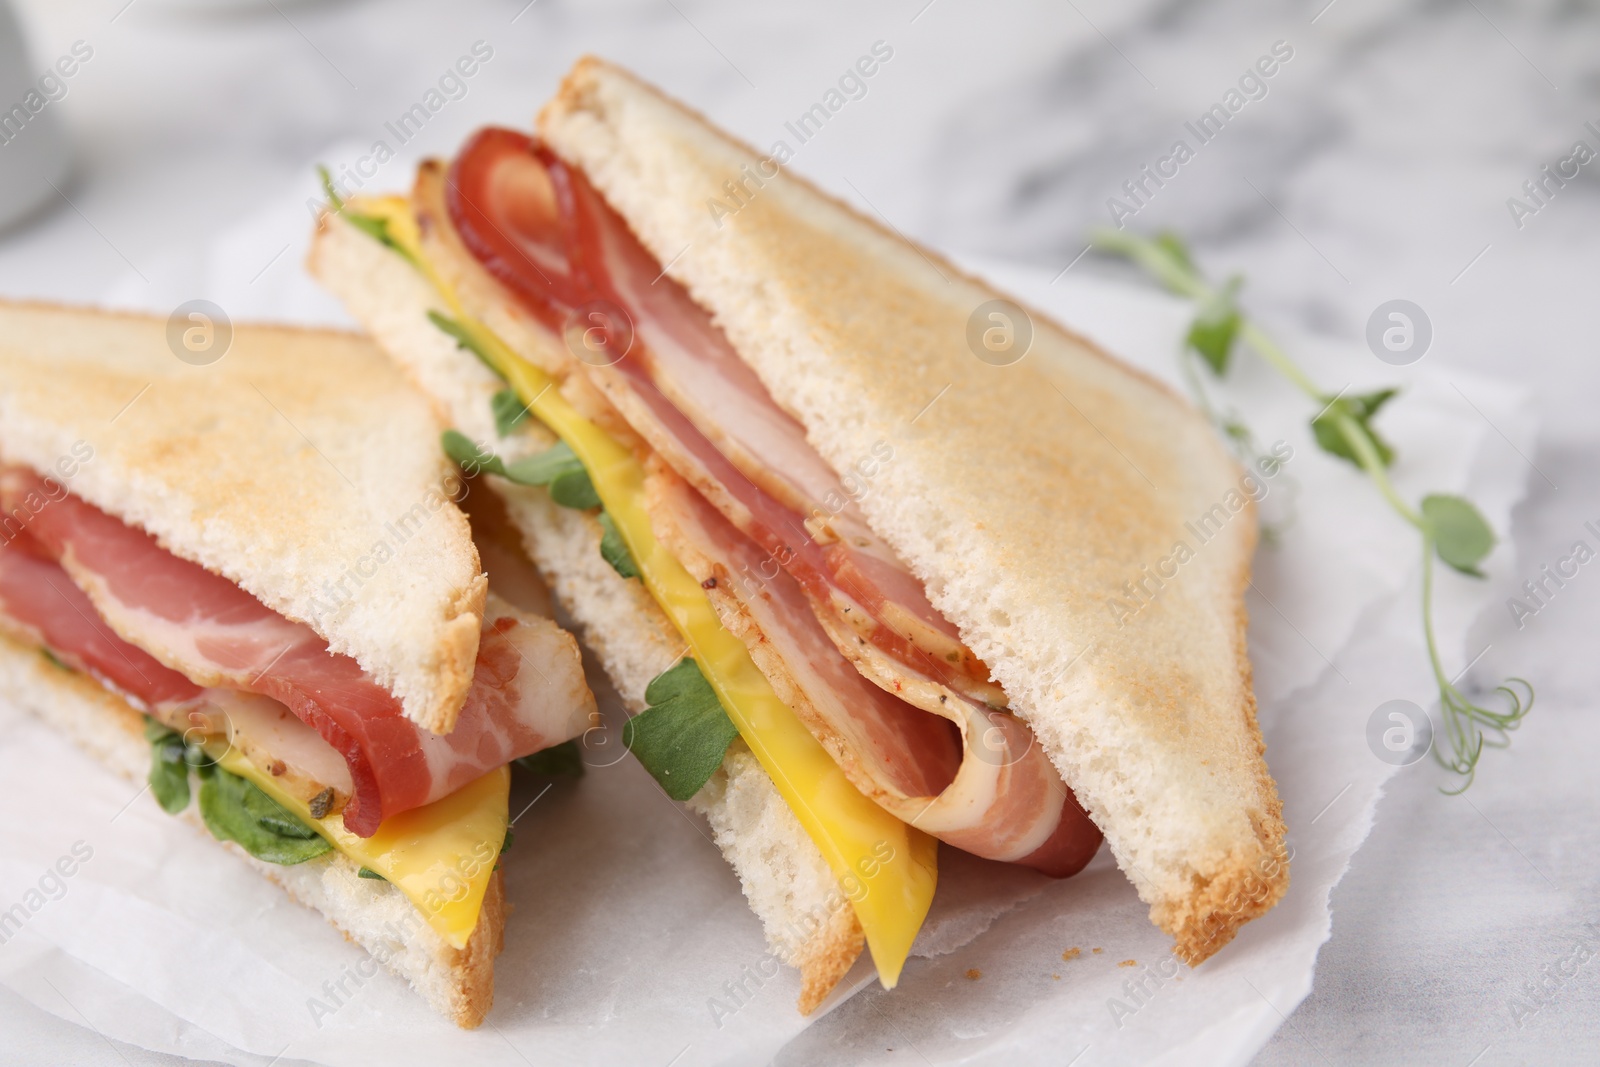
351;195;938;986
210;745;508;952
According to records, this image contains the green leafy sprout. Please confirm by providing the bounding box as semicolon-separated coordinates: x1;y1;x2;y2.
428;313;640;581
144;718;332;864
1093;228;1532;793
1134;246;1303;544
317;165;416;266
514;738;585;778
428;310;502;378
441;430;602;509
624;658;739;801
491;388;530;436
597;513;640;579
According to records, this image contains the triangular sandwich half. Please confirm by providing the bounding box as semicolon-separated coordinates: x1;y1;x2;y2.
308;55;1287;1011
0;302;597;1026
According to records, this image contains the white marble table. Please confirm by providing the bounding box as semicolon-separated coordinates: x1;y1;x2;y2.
0;1;1595;1064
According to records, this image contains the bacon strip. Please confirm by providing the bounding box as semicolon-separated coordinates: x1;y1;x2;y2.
445;130;1102;874
0;531;202;710
0;534;357;802
453;135;995;699
2;469;594;836
652;468;1099;871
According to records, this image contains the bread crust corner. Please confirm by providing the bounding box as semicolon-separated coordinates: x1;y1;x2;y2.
537;53;610;135
1159;831;1289;967
1154;532;1287;965
410;571;490;735
794;907;865;1015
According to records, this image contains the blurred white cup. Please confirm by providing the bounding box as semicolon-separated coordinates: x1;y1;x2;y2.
0;0;72;232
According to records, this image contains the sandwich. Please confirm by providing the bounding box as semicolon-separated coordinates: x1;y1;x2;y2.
0;302;597;1027
308;56;1289;1012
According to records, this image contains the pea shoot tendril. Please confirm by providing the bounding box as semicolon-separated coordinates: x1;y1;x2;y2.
1093;228;1533;792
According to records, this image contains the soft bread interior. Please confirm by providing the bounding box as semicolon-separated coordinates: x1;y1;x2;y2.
538;58;1287;961
308;213;866;1010
0;631;503;1028
0;302;485;735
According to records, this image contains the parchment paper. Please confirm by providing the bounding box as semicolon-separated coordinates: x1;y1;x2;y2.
0;157;1537;1066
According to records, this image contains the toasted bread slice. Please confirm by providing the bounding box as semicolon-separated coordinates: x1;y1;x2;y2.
308;210;866;1011
0;302;485;734
538;57;1286;962
0;632;503;1027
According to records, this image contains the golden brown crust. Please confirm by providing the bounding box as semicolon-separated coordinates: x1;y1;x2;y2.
539;58;1288;960
446;868;505;1027
795;906;865;1015
1160;542;1289;964
542;57;1196;424
426;604;485;736
0;299;485;735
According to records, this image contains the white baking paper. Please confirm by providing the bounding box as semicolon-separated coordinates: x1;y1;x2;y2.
0;155;1537;1066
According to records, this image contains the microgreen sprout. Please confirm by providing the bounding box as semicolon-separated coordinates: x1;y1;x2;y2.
1094;227;1532;791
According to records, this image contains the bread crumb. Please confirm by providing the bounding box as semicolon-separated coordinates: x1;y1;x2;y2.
1092;947;1104;955
965;968;982;980
1062;947;1081;961
1052;973;1061;980
1118;959;1138;968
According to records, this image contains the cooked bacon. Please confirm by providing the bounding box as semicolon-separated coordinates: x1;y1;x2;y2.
2;468;594;837
447;130;1102;874
0;539;356;804
0;531;202;709
451;132;995;700
652;468;1100;873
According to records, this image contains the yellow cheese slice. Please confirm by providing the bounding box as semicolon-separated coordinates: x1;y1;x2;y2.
349;195;938;986
210;744;508;952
